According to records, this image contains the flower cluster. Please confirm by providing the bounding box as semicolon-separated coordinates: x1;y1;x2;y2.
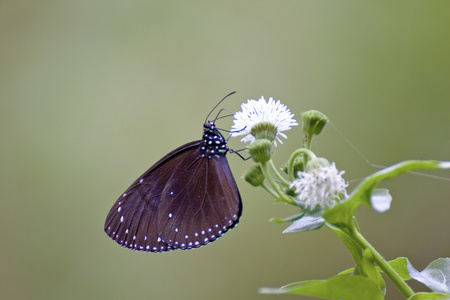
230;94;450;300
231;95;347;213
290;161;348;211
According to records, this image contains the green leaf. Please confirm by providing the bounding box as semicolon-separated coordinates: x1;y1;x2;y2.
338;268;355;276
328;224;363;269
270;211;305;224
362;248;386;293
343;257;412;280
384;257;412;280
260;275;384;300
323;160;443;228
407;292;450;300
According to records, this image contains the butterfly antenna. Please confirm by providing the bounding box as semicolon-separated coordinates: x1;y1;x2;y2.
205;91;236;123
213;108;234;122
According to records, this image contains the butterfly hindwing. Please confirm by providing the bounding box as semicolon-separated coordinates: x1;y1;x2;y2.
104;141;201;252
157;149;241;250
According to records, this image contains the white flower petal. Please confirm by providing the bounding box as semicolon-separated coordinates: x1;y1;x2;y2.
230;96;298;146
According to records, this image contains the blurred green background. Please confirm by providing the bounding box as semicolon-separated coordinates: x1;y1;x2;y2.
1;1;449;299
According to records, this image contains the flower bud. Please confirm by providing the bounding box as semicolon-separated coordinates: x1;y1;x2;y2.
282;156;305;177
248;139;272;163
244;165;265;187
302;110;327;136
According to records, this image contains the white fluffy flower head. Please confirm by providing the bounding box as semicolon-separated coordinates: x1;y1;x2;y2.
290;161;348;211
230;96;298;146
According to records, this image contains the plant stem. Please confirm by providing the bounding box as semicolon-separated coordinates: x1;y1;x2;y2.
260;161;295;205
348;226;415;298
261;182;279;199
268;159;289;187
305;133;312;150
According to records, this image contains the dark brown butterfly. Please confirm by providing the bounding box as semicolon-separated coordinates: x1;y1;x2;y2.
104;94;242;252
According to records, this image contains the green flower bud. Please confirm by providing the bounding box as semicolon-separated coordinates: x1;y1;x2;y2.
302;110;328;136
285;185;297;197
248;139;272;163
244;165;265;187
282;156;305;177
250;122;278;143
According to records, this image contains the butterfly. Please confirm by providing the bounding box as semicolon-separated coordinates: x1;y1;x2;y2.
104;93;242;252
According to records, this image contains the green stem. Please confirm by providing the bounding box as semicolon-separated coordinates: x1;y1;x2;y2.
260;160;295;205
268;159;289;187
348;225;415;298
304;135;312;164
305;133;312;150
261;182;279;199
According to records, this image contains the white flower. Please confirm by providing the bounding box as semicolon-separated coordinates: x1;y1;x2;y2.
290;162;348;211
230;96;298;146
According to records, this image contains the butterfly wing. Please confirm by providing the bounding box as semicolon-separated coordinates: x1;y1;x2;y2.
157;150;242;250
104;121;242;253
104;140;201;252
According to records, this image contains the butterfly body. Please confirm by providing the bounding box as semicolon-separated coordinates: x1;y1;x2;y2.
104;121;241;252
